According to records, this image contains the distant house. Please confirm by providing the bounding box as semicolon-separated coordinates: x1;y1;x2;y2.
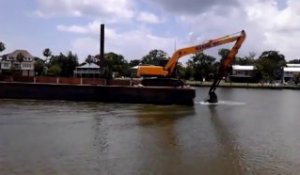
0;50;34;77
73;62;102;78
229;65;256;82
282;64;300;82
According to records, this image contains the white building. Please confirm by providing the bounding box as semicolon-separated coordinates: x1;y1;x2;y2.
283;64;300;82
74;62;102;78
231;65;255;77
229;65;256;82
0;50;34;76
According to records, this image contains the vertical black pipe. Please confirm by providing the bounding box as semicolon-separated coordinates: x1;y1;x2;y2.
100;24;105;61
100;24;110;84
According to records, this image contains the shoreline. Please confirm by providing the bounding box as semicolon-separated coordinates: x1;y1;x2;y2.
187;81;300;90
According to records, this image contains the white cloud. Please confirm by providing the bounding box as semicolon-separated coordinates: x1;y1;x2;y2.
145;0;239;15
57;21;101;34
35;0;134;21
51;0;300;61
62;23;177;62
171;0;300;60
243;0;300;59
136;12;162;24
57;25;88;34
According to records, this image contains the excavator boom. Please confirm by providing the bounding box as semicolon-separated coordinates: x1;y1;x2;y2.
207;30;246;103
164;31;246;76
137;31;246;78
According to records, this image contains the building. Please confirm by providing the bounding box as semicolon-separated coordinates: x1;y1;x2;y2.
0;50;34;76
73;62;102;78
282;64;300;82
229;65;256;82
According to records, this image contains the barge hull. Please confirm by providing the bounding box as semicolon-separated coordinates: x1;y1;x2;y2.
0;82;195;105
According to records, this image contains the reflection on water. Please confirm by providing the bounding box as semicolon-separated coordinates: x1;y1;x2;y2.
1;88;300;174
208;106;248;174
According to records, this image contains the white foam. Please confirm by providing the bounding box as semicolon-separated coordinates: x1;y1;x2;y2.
196;100;246;106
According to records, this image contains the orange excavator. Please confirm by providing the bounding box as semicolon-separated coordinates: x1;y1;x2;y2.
137;30;246;103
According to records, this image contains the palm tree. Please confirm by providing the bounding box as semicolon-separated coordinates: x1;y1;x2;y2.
85;55;94;64
43;48;52;63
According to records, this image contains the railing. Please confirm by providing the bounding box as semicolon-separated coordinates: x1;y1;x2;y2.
0;76;141;86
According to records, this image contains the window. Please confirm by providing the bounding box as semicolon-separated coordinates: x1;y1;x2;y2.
3;63;9;67
21;63;32;69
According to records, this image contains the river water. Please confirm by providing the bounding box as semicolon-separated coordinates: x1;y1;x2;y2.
0;87;300;174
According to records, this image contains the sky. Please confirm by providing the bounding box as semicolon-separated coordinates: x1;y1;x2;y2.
0;0;299;63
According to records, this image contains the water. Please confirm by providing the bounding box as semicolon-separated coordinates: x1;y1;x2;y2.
0;87;300;174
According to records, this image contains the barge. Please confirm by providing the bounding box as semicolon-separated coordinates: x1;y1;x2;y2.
0;82;195;105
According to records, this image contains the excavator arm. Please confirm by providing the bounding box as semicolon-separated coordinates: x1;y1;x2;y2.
137;30;246;78
164;30;246;76
206;30;246;103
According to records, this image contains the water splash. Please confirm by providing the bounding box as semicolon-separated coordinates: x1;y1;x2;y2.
195;100;246;106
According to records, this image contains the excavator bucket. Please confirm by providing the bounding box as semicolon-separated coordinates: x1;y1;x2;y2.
206;91;218;103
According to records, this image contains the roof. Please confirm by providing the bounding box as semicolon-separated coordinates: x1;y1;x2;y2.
76;62;100;69
7;50;33;58
283;67;300;72
232;65;254;71
286;64;300;67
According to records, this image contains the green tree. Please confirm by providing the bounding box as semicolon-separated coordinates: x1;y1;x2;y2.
218;48;230;58
255;50;286;81
141;49;168;66
47;64;61;76
184;66;193;80
105;52;129;77
34;57;46;76
187;52;216;81
43;48;52;63
218;48;232;76
288;59;300;64
293;73;300;85
218;48;248;65
233;52;256;65
129;59;141;67
241;52;256;65
85;55;94;64
0;42;5;55
175;62;186;79
48;51;79;77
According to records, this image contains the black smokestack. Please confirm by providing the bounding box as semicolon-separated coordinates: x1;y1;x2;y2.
100;24;105;61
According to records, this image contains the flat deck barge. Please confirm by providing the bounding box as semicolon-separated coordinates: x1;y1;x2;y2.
0;82;195;105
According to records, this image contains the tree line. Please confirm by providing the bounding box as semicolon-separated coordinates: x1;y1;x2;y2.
1;41;299;82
